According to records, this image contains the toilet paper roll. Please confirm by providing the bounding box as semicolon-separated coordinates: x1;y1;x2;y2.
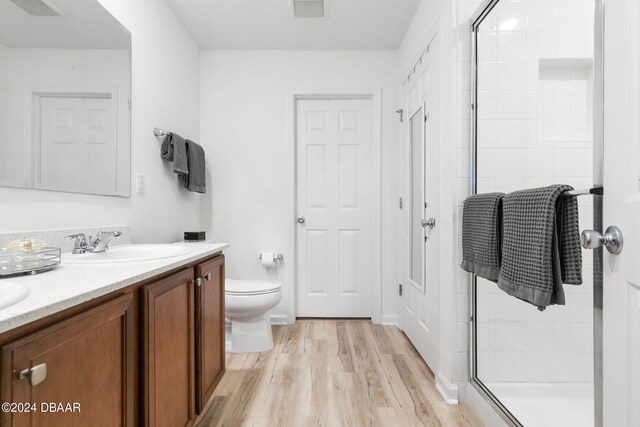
261;252;276;267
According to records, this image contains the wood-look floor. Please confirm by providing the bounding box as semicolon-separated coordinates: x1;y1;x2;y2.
198;320;483;427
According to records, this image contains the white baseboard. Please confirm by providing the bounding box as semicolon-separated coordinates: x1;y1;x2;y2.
379;314;399;326
435;372;459;405
269;314;289;325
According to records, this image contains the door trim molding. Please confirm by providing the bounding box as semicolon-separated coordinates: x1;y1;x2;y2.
287;89;383;324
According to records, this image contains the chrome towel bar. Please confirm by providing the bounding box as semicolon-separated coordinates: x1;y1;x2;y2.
562;187;604;197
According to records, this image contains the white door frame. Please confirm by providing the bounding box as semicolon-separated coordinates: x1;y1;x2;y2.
286;89;382;324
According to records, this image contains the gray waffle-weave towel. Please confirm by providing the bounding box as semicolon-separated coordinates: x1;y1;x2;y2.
461;192;505;282
184;139;206;194
160;132;189;176
498;185;582;310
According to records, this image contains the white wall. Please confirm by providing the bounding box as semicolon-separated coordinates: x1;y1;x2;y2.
398;0;440;73
200;50;399;323
1;48;130;194
0;0;205;243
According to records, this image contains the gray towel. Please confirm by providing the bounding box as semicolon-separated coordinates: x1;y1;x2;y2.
498;185;582;310
184;139;206;194
160;132;189;176
461;192;504;282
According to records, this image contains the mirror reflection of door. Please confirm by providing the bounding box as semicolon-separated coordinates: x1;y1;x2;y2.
36;94;114;195
409;106;425;292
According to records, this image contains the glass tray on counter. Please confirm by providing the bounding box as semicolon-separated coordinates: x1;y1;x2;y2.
0;247;62;277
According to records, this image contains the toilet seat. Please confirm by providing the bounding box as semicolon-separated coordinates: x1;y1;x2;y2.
225;279;281;296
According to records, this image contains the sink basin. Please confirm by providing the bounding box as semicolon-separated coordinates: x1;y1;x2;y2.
0;282;30;310
63;244;193;264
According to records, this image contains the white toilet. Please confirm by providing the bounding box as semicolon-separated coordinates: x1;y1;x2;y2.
225;279;282;353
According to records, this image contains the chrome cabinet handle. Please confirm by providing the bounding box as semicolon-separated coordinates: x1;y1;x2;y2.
421;218;436;229
581;226;623;255
297;216;306;224
203;273;212;281
19;363;47;386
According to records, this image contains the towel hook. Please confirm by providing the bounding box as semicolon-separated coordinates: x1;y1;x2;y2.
153;128;168;137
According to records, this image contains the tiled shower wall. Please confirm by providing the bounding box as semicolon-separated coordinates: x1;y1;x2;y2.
456;0;595;388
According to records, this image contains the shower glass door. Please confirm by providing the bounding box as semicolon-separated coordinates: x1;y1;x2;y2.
470;0;599;426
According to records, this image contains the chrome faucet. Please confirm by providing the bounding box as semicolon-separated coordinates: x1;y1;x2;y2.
65;231;122;254
90;231;122;253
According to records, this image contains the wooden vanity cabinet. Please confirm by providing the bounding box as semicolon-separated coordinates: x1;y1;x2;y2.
0;294;135;427
195;255;225;414
0;252;225;427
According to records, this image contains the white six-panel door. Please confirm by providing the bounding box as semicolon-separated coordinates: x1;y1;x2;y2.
295;98;372;317
602;0;640;425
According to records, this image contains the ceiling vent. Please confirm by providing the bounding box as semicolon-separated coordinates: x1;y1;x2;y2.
290;0;325;19
9;0;61;16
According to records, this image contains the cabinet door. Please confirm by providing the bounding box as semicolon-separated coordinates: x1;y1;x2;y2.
195;255;225;414
0;294;134;427
142;268;195;427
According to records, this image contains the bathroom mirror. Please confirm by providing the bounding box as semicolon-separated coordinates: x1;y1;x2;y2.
0;0;131;197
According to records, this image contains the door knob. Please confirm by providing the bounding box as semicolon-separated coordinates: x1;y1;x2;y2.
421;218;436;229
297;216;306;224
580;226;623;255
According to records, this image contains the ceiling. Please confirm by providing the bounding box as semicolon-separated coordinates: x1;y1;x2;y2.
0;0;130;49
165;0;422;50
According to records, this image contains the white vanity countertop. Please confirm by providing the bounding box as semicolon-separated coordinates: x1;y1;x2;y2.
0;242;228;334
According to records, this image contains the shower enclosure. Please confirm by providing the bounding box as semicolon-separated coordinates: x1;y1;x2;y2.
469;0;603;425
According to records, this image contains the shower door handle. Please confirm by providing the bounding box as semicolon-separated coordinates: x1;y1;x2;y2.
580;226;623;255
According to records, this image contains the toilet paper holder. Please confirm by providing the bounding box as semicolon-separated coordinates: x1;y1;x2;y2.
259;253;284;261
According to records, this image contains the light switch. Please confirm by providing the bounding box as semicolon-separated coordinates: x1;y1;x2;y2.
136;173;145;195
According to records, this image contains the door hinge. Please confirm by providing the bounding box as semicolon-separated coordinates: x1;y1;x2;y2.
399;197;403;209
399;284;403;296
396;109;404;122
